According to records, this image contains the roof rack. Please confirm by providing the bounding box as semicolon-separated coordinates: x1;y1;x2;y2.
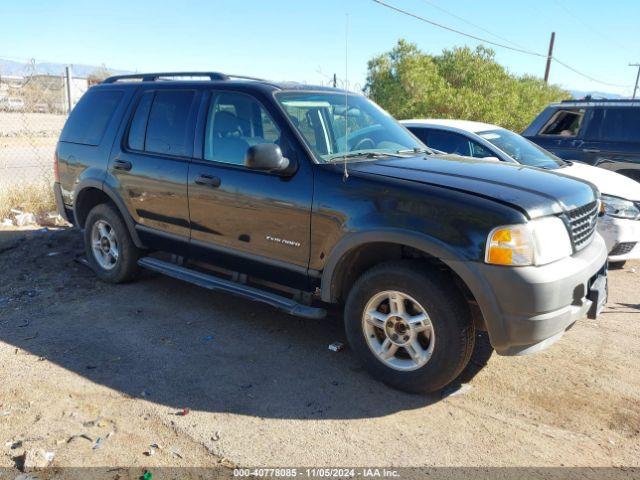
561;98;637;103
102;72;267;84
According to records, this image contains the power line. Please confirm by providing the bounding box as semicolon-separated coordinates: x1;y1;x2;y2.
417;0;534;53
552;57;631;88
371;0;546;58
372;0;632;89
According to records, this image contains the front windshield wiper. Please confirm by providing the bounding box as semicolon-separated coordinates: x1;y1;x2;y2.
396;147;433;155
326;151;405;162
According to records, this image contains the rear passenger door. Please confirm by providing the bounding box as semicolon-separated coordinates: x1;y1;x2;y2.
187;90;313;285
580;107;640;180
106;88;199;250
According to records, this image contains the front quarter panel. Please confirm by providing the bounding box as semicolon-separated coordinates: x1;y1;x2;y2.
311;163;527;282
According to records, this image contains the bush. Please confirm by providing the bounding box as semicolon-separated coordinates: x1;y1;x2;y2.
0;179;56;220
365;40;569;132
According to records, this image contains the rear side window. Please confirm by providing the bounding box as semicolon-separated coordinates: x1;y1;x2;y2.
60;89;123;145
127;91;154;151
587;107;640;143
539;109;584;137
144;90;195;156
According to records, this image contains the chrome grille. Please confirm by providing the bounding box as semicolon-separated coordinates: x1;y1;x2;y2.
566;201;598;251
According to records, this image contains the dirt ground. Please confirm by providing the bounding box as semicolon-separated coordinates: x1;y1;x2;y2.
0;226;638;477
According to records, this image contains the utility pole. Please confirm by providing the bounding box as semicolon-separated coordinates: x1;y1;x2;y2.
65;65;73;113
333;73;337;88
544;32;556;84
630;63;640;99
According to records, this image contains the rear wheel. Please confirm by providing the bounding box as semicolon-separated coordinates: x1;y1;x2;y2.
344;261;475;393
84;203;141;283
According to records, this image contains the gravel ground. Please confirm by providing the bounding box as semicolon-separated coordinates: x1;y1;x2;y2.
0;227;638;477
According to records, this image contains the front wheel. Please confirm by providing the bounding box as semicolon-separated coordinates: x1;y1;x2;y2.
344;261;475;393
84;203;141;283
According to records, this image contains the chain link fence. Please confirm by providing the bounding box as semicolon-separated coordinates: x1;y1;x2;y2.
0;60;100;218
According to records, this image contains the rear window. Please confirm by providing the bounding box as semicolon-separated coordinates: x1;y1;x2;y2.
144;90;195;156
586;107;640;143
60;89;123;145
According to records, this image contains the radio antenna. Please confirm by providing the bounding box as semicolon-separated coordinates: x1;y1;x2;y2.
343;13;350;181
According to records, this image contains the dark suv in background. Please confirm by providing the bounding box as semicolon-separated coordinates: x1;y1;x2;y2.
54;72;608;393
523;99;640;181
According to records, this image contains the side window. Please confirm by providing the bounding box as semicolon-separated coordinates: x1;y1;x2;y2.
469;141;494;158
127;91;154;151
589;107;640;143
539;109;584;137
407;127;430;145
60;89;123;146
145;90;195;156
425;130;471;156
204;92;281;165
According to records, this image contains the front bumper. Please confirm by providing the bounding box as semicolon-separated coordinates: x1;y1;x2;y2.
454;233;608;356
598;215;640;262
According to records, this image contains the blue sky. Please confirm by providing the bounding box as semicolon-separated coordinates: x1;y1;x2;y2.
1;0;639;96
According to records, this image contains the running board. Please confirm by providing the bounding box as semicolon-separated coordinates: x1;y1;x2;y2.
137;257;326;320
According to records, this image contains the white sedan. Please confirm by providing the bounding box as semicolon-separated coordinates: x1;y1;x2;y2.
401;119;640;265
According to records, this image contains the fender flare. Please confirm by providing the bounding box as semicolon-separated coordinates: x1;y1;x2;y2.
320;230;466;302
319;229;503;340
73;179;145;248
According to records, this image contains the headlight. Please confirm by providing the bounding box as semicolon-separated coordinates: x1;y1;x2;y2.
485;216;573;266
601;195;640;220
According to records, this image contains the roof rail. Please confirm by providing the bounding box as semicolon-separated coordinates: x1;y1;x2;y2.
561;98;637;103
102;72;230;83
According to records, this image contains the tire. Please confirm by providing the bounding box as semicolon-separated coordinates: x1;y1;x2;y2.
609;260;626;270
84;203;141;283
344;261;475;394
455;331;494;384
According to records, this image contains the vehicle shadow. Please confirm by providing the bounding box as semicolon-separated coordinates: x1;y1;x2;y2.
0;227;490;420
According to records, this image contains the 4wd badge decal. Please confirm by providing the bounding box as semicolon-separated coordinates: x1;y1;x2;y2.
266;235;301;248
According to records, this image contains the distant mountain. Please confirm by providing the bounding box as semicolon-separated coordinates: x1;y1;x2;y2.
0;58;129;78
570;89;626;100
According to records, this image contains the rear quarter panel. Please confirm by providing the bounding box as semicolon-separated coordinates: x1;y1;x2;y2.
56;86;136;205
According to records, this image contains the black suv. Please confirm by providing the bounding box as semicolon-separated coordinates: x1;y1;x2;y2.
523;99;640;181
54;72;608;393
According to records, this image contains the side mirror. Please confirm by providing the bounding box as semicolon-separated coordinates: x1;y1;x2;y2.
245;144;290;173
481;156;501;162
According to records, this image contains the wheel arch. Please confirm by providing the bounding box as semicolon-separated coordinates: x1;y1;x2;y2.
73;180;145;248
322;231;464;300
320;230;496;333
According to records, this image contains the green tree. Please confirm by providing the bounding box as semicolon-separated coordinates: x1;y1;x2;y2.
365;40;568;132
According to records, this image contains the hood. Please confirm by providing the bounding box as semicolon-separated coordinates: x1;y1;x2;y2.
557;162;640;202
348;154;597;219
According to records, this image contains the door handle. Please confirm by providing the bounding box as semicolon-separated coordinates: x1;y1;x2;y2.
195;174;221;187
583;148;601;153
113;159;132;171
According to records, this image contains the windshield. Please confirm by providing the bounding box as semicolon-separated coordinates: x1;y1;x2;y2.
275;91;425;163
477;128;565;169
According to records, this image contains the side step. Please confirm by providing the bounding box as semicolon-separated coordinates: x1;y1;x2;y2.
138;257;326;320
